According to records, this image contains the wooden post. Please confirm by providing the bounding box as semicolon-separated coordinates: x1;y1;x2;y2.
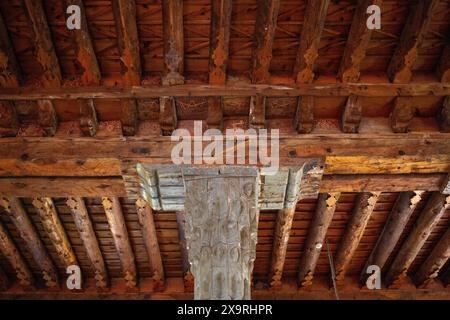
176;211;194;292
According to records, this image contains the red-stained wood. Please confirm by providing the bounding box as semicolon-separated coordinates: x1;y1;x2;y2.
341;95;362;133
79;99;98;137
37;100;58;136
120;100;138;136
437;44;450;83
0;12;20;88
0;264;8;291
0;101;19;137
390;97;415;133
249;95;266;129
206;97;223;130
294;96;314;133
159;96;177;135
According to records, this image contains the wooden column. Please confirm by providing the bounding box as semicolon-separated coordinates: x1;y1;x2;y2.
101;197;137;288
0;221;33;287
361;191;423;283
385;192;450;286
176;211;194;292
0;197;58;287
32;198;78;269
334;192;380;283
183;167;259;300
298;193;340;287
135;198;164;289
66;197;108;289
414;227;450;287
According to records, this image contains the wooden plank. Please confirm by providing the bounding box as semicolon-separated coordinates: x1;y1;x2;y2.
249;96;266;129
32;198;78;270
251;0;280;84
206;97;223;130
338;0;382;82
334;192;381;283
0;177;126;197
0;101;19;137
390;97;415;133
298;193;340;287
361;191;423;283
209;0;232;85
387;0;439;83
437;96;450;133
269;207;296;289
414;227;450;287
0;220;34;288
437;44;450;83
101;197;137;288
385;192;450;286
120;99;138;136
135;198;164;290
341;95;362;133
66;197;108;288
159;96;177;135
79;99;98;137
0;197;58;287
0;12;20;87
294;0;330;84
294;96;314;133
176;211;193;292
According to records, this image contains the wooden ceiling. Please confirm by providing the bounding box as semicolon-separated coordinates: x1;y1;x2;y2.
0;0;449;299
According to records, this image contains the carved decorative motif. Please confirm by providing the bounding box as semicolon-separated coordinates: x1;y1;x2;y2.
163;38;184;85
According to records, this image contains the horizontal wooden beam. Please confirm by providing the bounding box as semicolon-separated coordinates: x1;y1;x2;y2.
0;83;449;100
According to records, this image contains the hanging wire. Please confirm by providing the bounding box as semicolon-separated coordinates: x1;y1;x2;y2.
326;237;340;300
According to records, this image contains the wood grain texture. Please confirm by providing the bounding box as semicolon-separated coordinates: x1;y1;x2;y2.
294;96;314;133
0;101;19;137
79;99;98;137
341;95;362;133
0;11;20;88
390;97;415;133
437;44;450;83
437;96;450;133
0;264;7;291
159;96;177;135
249;95;266;129
176;211;194;292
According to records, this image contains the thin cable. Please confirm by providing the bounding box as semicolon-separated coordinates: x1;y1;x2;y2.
326;237;339;300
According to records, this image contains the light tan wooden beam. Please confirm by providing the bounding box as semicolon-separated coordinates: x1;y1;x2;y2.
135;198;164;290
32;198;78;268
66;197;108;289
334;192;380;283
101;197;137;288
298;193;340;287
385;192;450;286
0;197;58;287
387;0;439;83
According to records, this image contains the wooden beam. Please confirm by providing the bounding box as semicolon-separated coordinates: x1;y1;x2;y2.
176;211;193;292
334;192;381;283
338;0;382;82
0;11;20;87
341;95;362;133
361;191;423;283
385;192;450;286
159;96;177;135
120;100;138;136
23;0;61;88
135;198;164;290
66;197;108;289
294;96;314;133
0;220;33;287
437;96;450;133
1;82;449;100
209;0;232;85
249;96;266;129
441;174;450;195
37;100;58;137
437;44;450;83
79;99;98;137
63;0;101;85
387;0;439;83
101;197;137;288
162;0;184;85
0;264;8;291
390;97;415;133
206;97;223;130
251;0;280;84
0;101;19;137
294;0;330;84
414;227;450;287
0;197;58;287
31;198;78;268
298;193;340;287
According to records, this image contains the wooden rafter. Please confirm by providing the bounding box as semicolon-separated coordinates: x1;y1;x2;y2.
66;197;108;289
385;192;450;286
334;192;381;283
32;198;78;268
0;11;20;88
162;0;184;84
135;198;164;290
0;197;58;288
298;193;340;287
101;197;137;288
294;0;330;84
387;0;439;83
251;0;280;84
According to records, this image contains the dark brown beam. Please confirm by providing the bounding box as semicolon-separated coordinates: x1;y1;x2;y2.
341;95;362;133
159;96;177;135
176;211;193;292
0;197;58;288
387;0;439;83
31;198;78;269
414;227;450;287
334;192;381;283
437;96;450;133
0;220;34;287
437;44;450;83
442;267;450;287
251;0;280;84
206;97;223;130
249;95;266;129
298;193;340;287
66;197;108;289
209;0;232;85
120;100;138;136
135;198;164;290
390;97;415;133
101;197;137;288
294;96;314;133
0;101;19;137
385;192;450;286
0;264;8;291
37;100;58;137
294;0;330;84
0;12;20;87
338;0;382;82
162;0;184;85
79;99;98;137
361;191;423;283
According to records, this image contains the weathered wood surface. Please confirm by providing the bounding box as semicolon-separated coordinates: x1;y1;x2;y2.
66;197;108;288
0;12;20;87
341;95;362;133
249;96;266;129
437;44;450;83
390;97;415;133
176;211;194;292
298;193;340;287
0;101;19;137
37;100;58;137
438;96;450;133
159;96;177;135
294;96;314;133
0;264;7;291
79;99;98;137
